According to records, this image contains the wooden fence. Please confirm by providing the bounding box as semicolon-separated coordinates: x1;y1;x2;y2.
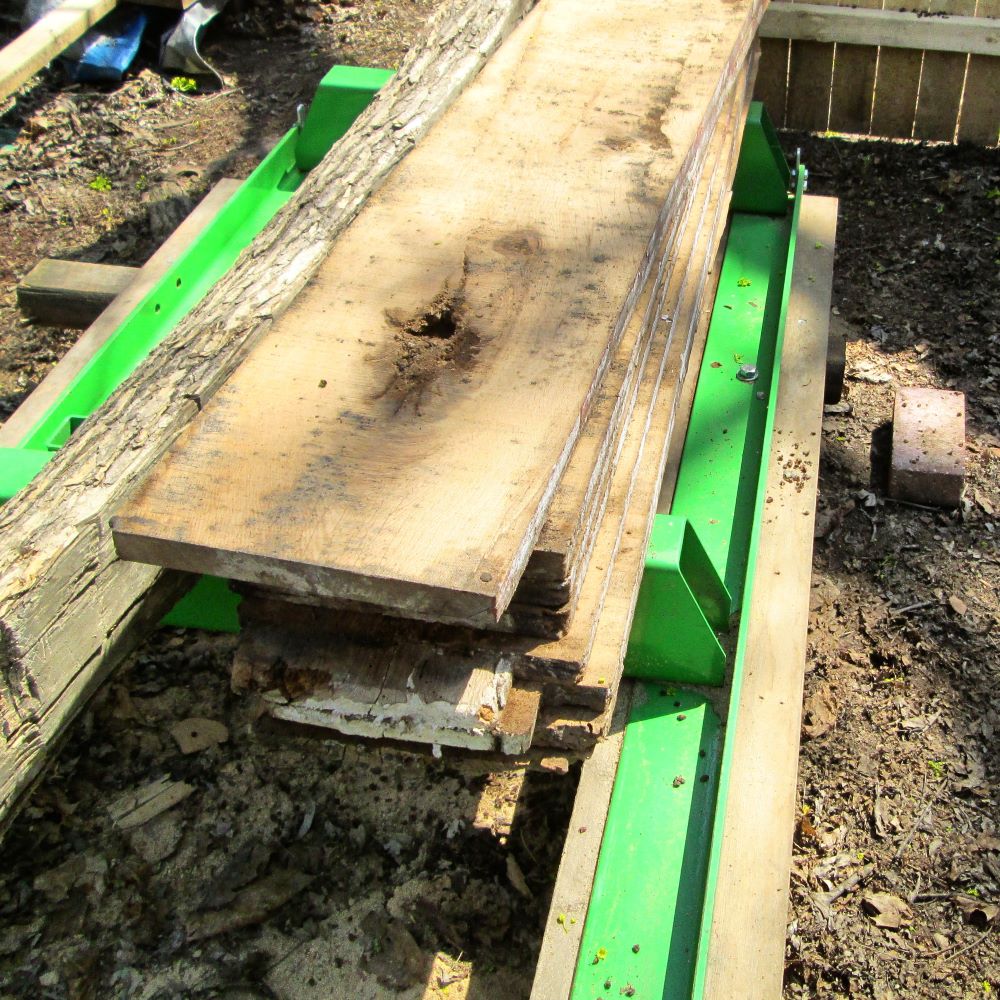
755;0;1000;145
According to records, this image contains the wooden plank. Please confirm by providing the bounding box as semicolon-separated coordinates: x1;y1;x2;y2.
786;38;833;131
237;629;542;754
828;0;881;135
759;1;1000;56
958;0;1000;145
914;0;976;141
238;57;739;639
0;0;545;841
960;53;1000;144
828;41;878;134
0;179;241;448
234;54;752;760
536;203;727;748
111;0;766;626
754;36;790;127
700;194;837;1000
237;63;751;754
529;684;633;1000
17;259;138;329
871;1;931;139
0;0;117;103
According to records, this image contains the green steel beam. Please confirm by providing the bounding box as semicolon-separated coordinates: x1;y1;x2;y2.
667;211;790;615
690;167;806;1000
731;102;790;215
160;575;241;633
295;65;394;172
570;687;723;1000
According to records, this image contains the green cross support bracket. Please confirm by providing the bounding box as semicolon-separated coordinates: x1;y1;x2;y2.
730;101;791;216
624;515;730;686
294;65;395;172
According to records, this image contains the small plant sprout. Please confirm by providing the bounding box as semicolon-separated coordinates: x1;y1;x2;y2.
170;76;198;93
89;175;112;192
927;760;946;778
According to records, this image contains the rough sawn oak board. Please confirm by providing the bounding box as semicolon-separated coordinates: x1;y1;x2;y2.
112;0;765;624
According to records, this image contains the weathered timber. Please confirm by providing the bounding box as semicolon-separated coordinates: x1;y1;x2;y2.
17;260;137;329
232;57;751;748
0;0;116;103
760;1;1000;57
529;684;633;1000
236;630;542;755
230;58;734;638
0;0;539;838
112;0;766;626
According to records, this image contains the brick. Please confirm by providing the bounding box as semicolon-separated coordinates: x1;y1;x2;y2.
889;386;966;508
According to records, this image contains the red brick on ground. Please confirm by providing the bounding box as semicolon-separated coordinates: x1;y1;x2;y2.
889;386;966;508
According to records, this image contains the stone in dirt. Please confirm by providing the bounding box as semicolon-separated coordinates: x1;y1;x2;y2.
889;386;966;508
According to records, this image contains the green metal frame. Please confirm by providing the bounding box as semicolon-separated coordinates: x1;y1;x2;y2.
625;516;729;686
573;104;803;999
3;87;806;993
570;687;723;1000
690;166;806;1000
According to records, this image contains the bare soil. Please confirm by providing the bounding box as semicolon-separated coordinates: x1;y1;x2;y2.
0;2;998;998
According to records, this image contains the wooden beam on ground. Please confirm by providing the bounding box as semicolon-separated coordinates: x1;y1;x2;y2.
111;0;765;626
0;0;117;103
700;194;837;1000
759;2;1000;58
0;179;241;448
17;259;138;329
0;0;539;840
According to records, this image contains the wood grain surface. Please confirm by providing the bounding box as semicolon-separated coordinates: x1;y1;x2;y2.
112;0;765;625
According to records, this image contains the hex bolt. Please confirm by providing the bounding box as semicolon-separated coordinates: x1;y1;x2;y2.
736;363;759;383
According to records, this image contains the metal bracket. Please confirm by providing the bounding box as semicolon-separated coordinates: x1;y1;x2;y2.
624;515;731;686
294;65;395;172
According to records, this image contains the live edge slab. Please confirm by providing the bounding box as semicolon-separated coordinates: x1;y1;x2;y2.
111;0;766;625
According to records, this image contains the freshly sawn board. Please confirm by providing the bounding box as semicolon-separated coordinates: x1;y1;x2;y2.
112;0;766;626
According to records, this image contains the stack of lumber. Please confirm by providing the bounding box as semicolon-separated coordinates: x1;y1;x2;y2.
110;0;766;754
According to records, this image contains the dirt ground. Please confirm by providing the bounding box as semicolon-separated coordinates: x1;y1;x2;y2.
0;2;998;998
781;133;1000;998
